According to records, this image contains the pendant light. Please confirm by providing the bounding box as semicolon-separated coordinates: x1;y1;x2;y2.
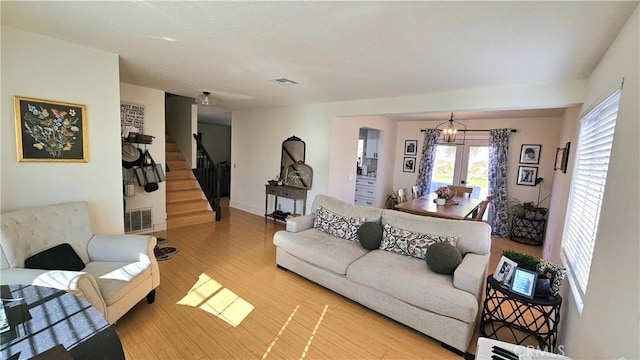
195;91;213;106
201;91;210;105
436;112;466;144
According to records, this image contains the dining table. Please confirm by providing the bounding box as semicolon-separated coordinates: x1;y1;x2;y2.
394;193;483;220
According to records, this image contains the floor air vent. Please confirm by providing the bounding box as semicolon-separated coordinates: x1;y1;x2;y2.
124;208;153;233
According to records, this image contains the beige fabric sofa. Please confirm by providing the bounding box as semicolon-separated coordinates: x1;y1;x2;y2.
0;201;160;324
273;194;491;352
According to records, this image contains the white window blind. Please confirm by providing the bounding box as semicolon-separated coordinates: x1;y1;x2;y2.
562;89;621;313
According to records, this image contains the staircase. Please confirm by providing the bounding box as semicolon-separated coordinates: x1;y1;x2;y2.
165;136;216;228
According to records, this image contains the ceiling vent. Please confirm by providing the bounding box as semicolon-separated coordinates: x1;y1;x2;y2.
270;77;298;86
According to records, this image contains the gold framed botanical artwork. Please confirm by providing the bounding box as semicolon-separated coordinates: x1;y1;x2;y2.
14;96;88;162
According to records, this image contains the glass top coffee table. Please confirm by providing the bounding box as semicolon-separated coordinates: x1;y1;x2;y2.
1;284;124;360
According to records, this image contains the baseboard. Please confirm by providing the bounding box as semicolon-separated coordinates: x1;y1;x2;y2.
229;201;262;217
441;342;470;358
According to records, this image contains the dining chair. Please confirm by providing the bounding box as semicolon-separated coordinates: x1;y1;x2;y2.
449;185;473;198
472;195;493;221
411;185;423;199
397;188;410;203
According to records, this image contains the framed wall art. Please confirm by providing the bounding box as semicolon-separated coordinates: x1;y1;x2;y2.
517;166;538;186
121;102;145;135
404;140;418;156
554;142;571;173
403;157;416;173
519;144;541;164
14;96;88;162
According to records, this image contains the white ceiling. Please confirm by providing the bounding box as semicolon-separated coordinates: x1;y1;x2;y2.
2;1;637;123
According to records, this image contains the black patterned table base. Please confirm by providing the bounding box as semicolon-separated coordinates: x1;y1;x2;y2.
510;216;546;246
480;276;562;353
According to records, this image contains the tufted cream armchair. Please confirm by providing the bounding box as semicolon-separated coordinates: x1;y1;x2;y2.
0;201;160;324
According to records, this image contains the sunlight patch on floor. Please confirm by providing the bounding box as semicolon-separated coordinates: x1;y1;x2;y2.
262;305;299;360
261;304;329;360
177;273;254;327
300;305;328;360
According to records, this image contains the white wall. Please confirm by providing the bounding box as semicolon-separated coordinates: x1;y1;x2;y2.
1;26;124;234
543;106;581;262
328;115;397;207
197;122;231;164
120;83;167;231
166;96;196;168
394;117;563;207
231;104;333;215
231;82;584;217
549;7;639;359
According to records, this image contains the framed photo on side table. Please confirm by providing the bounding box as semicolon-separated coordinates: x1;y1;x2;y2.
404;140;418;156
509;267;538;299
519;144;541;164
493;256;518;285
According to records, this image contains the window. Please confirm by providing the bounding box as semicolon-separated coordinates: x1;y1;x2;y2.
429;140;489;199
562;88;621;314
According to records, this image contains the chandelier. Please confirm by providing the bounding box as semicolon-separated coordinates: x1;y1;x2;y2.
436;113;466;144
196;91;213;106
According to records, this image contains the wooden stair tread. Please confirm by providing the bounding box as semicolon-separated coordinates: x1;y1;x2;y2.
166;173;193;180
167;209;213;218
167;199;210;214
167;209;216;229
165;134;216;228
166;189;203;203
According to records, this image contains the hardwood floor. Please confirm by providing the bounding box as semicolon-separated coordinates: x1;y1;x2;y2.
115;201;541;359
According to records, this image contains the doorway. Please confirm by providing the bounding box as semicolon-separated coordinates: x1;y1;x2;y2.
429;139;489;199
354;128;381;206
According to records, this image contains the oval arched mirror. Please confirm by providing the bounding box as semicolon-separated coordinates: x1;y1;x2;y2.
280;136;311;189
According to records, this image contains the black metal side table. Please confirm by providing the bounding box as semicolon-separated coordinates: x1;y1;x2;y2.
480;275;562;352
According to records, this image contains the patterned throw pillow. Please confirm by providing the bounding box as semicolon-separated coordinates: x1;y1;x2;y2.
379;223;458;259
313;206;365;241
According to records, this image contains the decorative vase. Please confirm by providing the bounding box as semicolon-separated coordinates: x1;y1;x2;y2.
436;198;446;205
535;277;551;298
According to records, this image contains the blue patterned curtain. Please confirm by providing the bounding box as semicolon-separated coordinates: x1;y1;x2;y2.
489;129;512;237
415;129;440;196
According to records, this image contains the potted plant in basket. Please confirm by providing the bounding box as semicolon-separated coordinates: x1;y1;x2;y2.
509;177;549;220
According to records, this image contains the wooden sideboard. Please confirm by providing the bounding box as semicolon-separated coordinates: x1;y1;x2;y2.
264;184;308;223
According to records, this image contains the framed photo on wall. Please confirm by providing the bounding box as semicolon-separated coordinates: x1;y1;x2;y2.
404;140;418;156
554;142;571;173
14;96;88;162
403;157;416;173
519;144;541;164
517;166;538;186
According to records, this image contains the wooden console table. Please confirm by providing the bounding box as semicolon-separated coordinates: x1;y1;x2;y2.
264;184;308;223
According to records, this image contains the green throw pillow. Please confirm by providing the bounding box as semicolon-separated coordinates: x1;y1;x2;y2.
425;242;462;275
357;222;383;250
